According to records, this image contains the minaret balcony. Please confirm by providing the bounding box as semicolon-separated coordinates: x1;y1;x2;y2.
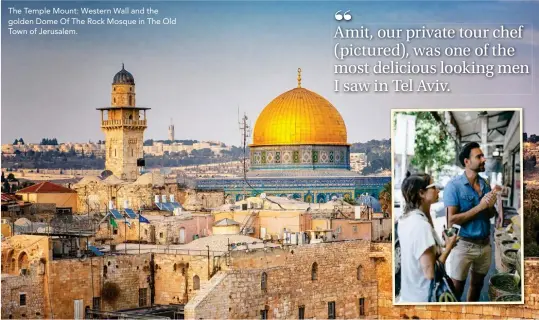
101;119;147;128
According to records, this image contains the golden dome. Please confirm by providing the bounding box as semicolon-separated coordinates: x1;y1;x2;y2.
251;87;348;146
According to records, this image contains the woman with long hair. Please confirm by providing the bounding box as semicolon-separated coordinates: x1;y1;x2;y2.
397;172;458;302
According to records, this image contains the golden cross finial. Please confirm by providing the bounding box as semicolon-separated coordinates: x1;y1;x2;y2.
297;68;302;88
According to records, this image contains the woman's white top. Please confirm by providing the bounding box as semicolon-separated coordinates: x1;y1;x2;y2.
397;209;442;303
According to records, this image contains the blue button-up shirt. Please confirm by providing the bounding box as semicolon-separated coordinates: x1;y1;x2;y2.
443;173;491;239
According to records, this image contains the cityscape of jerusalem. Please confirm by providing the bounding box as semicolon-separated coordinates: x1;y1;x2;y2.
1;65;539;319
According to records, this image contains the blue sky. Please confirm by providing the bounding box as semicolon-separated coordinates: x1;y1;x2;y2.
2;0;538;145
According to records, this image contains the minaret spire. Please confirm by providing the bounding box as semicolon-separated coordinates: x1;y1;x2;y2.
297;68;302;88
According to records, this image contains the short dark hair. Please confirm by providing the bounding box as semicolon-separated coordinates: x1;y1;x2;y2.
401;171;431;213
459;142;481;167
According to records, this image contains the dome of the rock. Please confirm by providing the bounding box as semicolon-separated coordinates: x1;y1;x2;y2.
251;73;347;147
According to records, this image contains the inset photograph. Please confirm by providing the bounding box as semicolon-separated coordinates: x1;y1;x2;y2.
392;109;524;305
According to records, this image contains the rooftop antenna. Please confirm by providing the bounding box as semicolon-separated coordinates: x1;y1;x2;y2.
238;106;252;199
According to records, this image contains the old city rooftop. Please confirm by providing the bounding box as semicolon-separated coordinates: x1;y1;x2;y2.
15;181;76;194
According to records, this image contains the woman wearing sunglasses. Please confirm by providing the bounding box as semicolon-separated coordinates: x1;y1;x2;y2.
397;172;458;302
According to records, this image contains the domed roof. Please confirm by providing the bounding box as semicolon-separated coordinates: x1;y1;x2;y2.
251;70;347;147
113;63;135;85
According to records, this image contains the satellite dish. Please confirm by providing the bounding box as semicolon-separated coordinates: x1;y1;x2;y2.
100;170;113;179
332;196;338;201
260;193;267;199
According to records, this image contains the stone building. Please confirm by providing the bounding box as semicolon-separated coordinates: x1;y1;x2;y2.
72;169;225;215
94;213;214;245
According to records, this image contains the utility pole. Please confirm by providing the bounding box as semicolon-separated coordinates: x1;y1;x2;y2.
124;216;127;254
206;245;210;279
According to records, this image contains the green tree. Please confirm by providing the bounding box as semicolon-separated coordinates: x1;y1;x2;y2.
2;180;11;193
13;139;19;145
379;182;392;215
396;111;456;175
19;138;25;145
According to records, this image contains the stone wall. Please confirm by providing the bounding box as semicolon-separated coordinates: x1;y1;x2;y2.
182;189;225;211
374;243;539;319
46;254;151;319
184;272;229;319
153;253;214;305
1;273;45;319
186;240;379;319
5;237;539;319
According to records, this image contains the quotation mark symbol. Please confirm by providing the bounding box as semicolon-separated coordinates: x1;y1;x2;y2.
335;10;352;21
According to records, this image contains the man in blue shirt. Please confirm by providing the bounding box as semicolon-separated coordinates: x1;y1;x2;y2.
444;142;499;302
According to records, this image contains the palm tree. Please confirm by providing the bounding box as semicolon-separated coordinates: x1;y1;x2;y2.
379;182;392;216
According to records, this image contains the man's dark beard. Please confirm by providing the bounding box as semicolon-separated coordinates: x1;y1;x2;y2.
471;163;485;173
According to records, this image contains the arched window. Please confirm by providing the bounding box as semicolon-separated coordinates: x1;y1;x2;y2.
6;250;15;274
18;252;29;273
193;275;200;290
311;262;318;281
129;96;133;106
261;272;267;291
113;97;116;104
357;265;362;280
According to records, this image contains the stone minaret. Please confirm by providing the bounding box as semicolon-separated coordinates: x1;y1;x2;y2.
97;64;150;181
168;118;175;142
